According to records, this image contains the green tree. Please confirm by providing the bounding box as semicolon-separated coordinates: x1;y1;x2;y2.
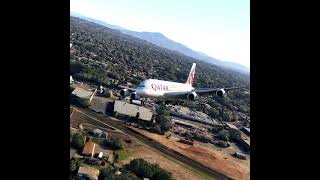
232;111;240;122
127;158;141;173
99;166;115;180
153;170;174;180
113;172;138;180
185;131;194;140
104;137;124;150
222;111;233;122
70;61;85;74
217;130;230;141
138;163;155;178
71;133;85;149
126;159;158;178
208;108;220;118
210;126;223;134
155;105;167;115
229;130;241;142
159;116;172;132
194;133;212;143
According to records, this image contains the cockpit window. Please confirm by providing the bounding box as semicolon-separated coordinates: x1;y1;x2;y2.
137;80;146;88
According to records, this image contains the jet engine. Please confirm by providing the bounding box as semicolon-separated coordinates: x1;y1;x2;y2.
187;92;199;101
120;89;130;97
216;89;227;97
130;92;140;100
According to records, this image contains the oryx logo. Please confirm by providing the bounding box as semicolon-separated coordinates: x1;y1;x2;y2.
188;69;195;85
186;63;196;86
151;84;169;92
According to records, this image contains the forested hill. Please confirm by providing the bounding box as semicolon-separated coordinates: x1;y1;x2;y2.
70;16;250;122
70;12;249;74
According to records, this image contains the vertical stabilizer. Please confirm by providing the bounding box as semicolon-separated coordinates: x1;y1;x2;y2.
186;63;196;86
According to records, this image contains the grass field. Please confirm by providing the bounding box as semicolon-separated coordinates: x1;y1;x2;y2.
115;149;128;162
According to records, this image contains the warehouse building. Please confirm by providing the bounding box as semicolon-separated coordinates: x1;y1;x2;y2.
113;100;153;121
89;96;115;115
225;123;239;131
71;87;96;107
172;119;198;129
77;165;100;180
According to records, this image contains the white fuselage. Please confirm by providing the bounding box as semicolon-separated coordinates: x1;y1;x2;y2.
136;79;194;100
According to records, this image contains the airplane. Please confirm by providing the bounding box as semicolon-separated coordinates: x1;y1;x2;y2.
119;63;247;104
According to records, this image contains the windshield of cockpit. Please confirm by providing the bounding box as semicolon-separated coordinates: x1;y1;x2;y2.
137;81;146;88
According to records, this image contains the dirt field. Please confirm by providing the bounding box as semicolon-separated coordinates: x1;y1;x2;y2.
119;138;206;180
129;127;250;180
95;130;207;180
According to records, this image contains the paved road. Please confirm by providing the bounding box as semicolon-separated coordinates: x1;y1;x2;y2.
72;107;125;134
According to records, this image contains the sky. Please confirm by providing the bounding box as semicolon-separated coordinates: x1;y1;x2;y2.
70;0;250;68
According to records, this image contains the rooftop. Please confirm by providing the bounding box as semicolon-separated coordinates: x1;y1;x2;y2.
114;100;153;121
78;165;100;179
72;87;94;98
243;127;250;133
225;123;239;130
82;141;96;156
92;96;115;103
172;119;198;128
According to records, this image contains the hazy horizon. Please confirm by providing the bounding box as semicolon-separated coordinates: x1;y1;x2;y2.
70;0;250;69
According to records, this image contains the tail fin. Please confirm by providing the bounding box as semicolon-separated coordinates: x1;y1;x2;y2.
186;63;196;86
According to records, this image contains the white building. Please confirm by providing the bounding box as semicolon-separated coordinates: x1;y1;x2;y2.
70;76;74;84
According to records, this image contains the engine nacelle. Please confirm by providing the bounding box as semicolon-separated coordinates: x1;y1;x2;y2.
130;92;140;100
187;92;199;101
216;89;227;97
120;89;130;97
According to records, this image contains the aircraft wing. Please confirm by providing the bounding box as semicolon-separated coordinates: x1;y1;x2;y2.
162;91;192;99
163;86;247;98
194;86;248;95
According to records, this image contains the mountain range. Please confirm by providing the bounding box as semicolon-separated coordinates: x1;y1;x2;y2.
70;12;249;74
